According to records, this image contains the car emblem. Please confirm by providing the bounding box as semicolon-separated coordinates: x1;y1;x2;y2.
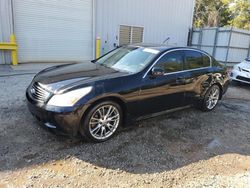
30;88;36;95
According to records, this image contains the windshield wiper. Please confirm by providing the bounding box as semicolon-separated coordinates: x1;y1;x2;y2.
91;60;96;64
99;63;109;68
111;67;132;73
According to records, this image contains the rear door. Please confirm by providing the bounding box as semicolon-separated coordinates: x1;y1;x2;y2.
182;50;212;105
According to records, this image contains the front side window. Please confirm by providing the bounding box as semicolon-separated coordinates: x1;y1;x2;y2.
184;50;211;70
156;51;184;73
96;47;159;73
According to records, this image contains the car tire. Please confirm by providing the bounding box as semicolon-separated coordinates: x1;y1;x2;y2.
80;101;123;143
200;85;221;112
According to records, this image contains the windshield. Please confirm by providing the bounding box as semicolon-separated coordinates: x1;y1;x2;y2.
96;47;159;73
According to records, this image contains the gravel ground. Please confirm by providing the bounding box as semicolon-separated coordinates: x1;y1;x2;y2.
0;74;250;188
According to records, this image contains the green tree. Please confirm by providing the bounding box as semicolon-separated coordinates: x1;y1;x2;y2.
194;0;250;29
193;0;233;28
230;0;250;30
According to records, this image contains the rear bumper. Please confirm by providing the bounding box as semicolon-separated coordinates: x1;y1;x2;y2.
26;92;82;136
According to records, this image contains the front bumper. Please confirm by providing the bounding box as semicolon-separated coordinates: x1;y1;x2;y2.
26;92;82;136
230;69;250;84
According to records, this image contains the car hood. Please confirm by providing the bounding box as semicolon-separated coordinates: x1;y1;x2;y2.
33;62;128;92
238;60;250;70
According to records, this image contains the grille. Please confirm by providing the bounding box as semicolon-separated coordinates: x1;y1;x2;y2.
236;76;250;83
30;82;50;102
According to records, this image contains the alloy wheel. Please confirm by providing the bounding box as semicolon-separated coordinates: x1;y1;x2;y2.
206;86;220;110
89;105;120;140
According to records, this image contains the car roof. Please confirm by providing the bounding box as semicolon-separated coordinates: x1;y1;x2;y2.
128;43;207;54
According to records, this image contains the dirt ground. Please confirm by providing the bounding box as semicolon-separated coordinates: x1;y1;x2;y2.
0;73;250;188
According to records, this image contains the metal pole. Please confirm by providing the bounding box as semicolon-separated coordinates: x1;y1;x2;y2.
96;37;101;59
187;28;193;46
198;29;203;49
10;0;15;34
225;27;233;65
92;0;96;60
247;40;250;59
10;34;18;65
212;27;219;57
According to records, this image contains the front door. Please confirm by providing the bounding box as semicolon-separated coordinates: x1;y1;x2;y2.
138;50;186;116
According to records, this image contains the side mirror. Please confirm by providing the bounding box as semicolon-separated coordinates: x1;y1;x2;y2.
151;67;164;77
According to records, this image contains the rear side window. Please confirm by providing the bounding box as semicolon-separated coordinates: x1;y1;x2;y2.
157;51;184;73
203;54;211;67
184;50;211;70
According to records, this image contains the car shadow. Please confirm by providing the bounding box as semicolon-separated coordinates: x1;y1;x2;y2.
0;97;250;174
231;80;250;90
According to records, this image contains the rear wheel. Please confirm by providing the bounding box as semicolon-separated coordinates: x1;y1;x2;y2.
80;101;122;142
201;85;221;111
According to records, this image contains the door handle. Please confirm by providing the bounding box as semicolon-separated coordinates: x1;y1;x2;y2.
176;77;186;84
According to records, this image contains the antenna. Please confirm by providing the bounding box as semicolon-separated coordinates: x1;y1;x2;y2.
163;37;170;44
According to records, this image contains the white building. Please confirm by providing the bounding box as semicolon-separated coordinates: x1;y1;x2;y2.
0;0;195;64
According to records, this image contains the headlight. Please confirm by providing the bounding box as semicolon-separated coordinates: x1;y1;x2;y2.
47;86;92;107
233;65;242;72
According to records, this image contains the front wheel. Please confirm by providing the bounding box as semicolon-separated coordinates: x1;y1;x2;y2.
80;101;122;142
201;85;221;111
